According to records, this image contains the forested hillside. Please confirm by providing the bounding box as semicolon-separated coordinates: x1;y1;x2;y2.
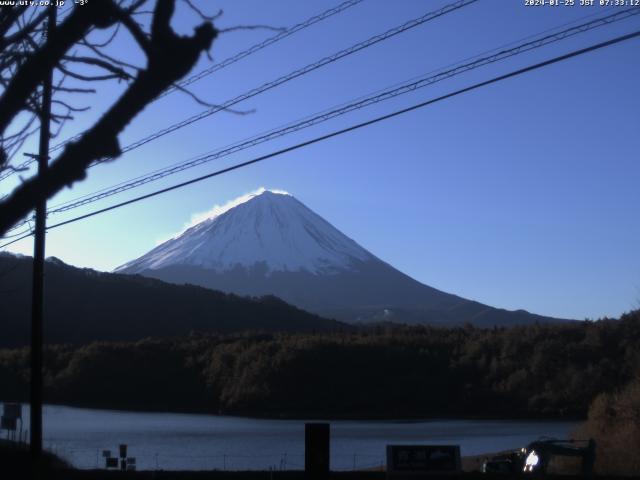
1;310;638;419
0;253;345;347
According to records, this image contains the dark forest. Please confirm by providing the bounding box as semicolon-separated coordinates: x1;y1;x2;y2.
1;309;638;420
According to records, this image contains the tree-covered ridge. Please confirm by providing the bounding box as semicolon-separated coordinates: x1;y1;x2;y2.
0;253;346;348
1;310;638;419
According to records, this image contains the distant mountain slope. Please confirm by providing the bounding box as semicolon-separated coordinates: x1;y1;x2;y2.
118;189;569;327
0;253;345;348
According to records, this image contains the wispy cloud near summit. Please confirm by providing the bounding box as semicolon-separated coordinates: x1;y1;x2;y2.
154;187;290;245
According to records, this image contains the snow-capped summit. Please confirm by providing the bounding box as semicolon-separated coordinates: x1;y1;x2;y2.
117;188;566;327
116;189;373;275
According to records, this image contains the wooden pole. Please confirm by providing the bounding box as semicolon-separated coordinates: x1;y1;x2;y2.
30;5;56;472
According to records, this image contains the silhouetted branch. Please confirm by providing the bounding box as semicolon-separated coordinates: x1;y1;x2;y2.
0;0;218;235
113;4;152;55
61;55;134;80
57;64;126;82
0;4;118;135
0;8;48;51
85;22;121;48
52;100;91;113
78;38;143;72
182;0;223;22
171;83;254;113
53;86;97;94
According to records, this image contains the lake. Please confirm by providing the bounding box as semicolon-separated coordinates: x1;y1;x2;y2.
12;404;578;470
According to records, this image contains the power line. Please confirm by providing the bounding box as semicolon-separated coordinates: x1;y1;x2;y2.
45;0;365;155
22;0;475;182
37;7;640;217
1;0;477;183
163;0;366;96
1;0;478;234
1;0;366;179
111;0;478;156
2;28;638;250
1;226;32;238
4;5;637;235
39;4;626;212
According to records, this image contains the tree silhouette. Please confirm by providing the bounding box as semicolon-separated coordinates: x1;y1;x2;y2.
0;0;219;236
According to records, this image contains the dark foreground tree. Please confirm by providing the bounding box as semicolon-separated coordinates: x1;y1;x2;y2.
0;0;218;236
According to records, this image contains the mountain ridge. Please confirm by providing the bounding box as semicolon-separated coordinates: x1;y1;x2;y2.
0;252;346;348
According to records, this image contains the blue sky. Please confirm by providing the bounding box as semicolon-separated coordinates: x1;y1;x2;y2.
2;0;639;320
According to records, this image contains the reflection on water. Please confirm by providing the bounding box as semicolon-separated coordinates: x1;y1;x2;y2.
16;404;577;470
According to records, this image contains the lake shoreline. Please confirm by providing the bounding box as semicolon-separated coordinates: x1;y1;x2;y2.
6;399;586;423
12;404;579;471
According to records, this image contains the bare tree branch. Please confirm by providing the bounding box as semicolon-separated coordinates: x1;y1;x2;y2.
112;4;152;55
0;8;48;51
0;6;29;40
61;55;134;80
52;100;90;113
171;82;254;113
85;22;121;48
182;0;223;22
57;64;127;82
0;0;217;235
53;86;97;94
0;3;119;135
78;38;143;72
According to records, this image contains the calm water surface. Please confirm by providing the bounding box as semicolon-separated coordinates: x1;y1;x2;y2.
16;405;578;470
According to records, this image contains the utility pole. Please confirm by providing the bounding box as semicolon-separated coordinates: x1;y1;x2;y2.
31;5;56;471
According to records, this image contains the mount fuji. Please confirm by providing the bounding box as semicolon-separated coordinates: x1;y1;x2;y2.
116;189;565;326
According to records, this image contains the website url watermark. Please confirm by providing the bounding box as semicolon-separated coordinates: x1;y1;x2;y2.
0;1;68;7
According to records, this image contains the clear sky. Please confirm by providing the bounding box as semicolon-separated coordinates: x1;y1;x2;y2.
2;0;639;320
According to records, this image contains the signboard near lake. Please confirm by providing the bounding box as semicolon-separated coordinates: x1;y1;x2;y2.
386;445;461;475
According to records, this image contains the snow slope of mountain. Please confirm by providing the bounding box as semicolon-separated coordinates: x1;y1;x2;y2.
117;189;373;275
117;189;568;326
